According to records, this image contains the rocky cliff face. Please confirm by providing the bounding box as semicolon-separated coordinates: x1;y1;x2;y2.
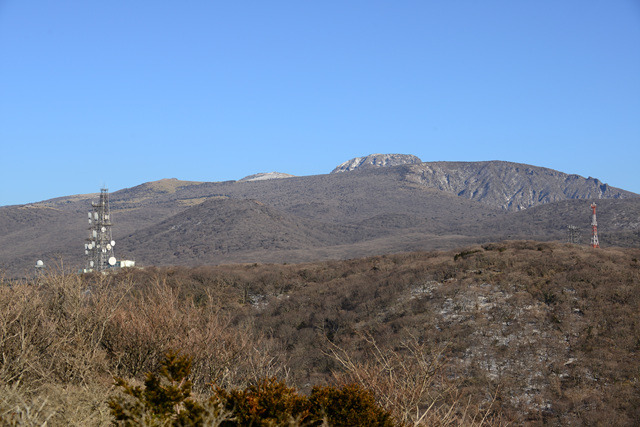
401;161;635;211
330;154;635;211
331;153;422;173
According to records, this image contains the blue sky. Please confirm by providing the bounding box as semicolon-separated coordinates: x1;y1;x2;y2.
1;1;639;206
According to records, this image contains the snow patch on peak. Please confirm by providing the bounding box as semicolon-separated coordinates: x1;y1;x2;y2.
238;172;296;182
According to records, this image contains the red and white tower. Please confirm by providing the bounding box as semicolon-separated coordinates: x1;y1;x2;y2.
590;203;599;248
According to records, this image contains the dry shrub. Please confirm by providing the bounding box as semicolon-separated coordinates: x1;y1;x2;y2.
103;274;288;392
109;351;233;426
0;269;128;425
327;334;504;426
0;268;129;389
214;379;396;426
111;352;394;426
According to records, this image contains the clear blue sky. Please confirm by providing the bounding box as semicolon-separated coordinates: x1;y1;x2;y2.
1;1;639;206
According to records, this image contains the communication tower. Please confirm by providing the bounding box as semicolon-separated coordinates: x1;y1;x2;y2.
85;188;117;271
567;225;579;244
590;202;599;248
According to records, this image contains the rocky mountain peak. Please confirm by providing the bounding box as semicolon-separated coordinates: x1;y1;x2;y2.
331;153;422;173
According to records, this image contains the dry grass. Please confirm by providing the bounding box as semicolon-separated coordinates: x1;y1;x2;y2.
0;382;112;426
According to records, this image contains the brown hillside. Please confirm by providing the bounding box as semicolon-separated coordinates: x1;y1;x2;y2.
1;160;637;277
468;198;640;246
2;241;639;425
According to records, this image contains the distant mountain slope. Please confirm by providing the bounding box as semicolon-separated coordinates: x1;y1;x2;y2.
467;197;640;247
116;173;501;266
0;168;501;274
0;205;82;276
1;157;637;276
118;198;359;264
401;161;635;211
153;166;501;226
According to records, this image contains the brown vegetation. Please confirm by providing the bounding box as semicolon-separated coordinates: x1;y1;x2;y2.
1;241;639;425
110;351;395;426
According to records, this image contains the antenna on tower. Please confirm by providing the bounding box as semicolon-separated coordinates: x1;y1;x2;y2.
590;202;599;248
85;187;116;271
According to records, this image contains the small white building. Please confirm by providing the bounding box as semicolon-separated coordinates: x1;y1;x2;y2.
117;260;136;268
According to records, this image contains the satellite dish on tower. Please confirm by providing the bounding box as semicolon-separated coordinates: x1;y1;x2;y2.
85;187;116;273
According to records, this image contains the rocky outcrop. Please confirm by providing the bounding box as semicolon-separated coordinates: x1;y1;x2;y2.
331;153;422;173
402;161;636;211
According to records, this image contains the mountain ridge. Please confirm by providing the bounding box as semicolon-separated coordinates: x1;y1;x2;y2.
401;160;633;210
1;156;637;276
